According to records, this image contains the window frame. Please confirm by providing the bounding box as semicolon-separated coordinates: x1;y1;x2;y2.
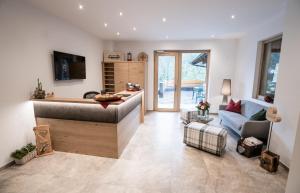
253;34;283;102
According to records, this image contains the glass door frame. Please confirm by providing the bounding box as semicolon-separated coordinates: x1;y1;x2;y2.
154;50;210;112
154;51;180;112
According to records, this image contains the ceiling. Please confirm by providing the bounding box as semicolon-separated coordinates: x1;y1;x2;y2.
26;0;287;41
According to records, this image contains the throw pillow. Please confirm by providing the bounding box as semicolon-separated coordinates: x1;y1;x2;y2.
250;109;267;121
225;99;242;114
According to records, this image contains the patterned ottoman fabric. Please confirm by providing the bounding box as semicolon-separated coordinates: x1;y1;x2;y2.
180;109;198;124
184;122;227;156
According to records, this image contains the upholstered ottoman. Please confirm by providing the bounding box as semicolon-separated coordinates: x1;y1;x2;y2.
184;122;227;156
180;108;198;124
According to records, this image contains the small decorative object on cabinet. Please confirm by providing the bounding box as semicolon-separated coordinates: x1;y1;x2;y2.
33;125;53;156
260;106;282;172
33;78;46;99
138;52;148;62
237;137;263;158
127;52;132;61
46;92;54;99
11;143;36;165
103;51;124;62
126;83;141;91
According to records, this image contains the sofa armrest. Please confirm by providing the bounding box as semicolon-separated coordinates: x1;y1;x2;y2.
240;120;270;142
219;104;227;111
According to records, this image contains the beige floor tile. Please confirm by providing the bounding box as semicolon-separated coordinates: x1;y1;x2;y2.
0;112;288;193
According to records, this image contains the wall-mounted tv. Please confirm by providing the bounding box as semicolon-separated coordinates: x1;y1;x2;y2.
53;51;86;80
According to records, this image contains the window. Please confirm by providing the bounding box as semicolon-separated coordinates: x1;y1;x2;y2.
257;35;282;102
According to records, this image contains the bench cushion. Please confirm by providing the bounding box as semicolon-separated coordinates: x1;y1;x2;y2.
184;122;227;156
180;109;198;124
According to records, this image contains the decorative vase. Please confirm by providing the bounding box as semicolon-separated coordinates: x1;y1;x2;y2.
198;110;207;117
205;110;209;118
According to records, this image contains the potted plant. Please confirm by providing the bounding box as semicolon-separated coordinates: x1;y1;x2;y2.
196;100;210;117
11;143;37;165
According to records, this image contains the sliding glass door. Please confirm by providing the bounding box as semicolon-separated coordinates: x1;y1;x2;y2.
180;52;208;109
154;52;179;111
154;51;209;111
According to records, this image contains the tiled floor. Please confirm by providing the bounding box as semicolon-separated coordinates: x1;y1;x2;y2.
0;112;288;193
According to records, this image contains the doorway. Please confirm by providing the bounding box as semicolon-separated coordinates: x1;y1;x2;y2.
154;50;210;111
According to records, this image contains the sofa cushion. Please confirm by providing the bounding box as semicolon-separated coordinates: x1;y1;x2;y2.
219;110;248;130
250;109;267;121
225;99;241;114
241;100;269;119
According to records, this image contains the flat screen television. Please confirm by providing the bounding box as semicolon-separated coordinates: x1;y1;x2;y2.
53;51;86;80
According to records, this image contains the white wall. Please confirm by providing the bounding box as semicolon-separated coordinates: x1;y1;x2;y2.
286;116;300;193
233;15;284;99
232;2;300;167
275;0;300;175
110;40;238;112
0;0;103;167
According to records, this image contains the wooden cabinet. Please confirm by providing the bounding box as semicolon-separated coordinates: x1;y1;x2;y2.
103;61;145;93
103;63;115;93
128;62;144;89
114;62;129;93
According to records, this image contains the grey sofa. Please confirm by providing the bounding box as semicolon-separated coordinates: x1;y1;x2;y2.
219;100;270;141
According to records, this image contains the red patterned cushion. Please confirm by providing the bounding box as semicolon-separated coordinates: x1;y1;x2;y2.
225;99;241;114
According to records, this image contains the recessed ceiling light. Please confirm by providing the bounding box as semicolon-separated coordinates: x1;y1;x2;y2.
162;17;167;22
78;4;84;10
119;12;123;16
165;35;169;39
116;32;120;36
104;23;108;28
210;34;215;38
133;27;137;31
231;15;236;19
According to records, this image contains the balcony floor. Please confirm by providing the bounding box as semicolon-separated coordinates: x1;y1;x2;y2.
158;90;204;109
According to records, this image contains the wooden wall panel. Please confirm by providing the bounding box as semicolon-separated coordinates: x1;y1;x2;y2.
36;104;143;159
36;118;118;158
117;105;141;156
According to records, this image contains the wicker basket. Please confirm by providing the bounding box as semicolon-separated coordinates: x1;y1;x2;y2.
14;150;37;165
236;138;263;158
